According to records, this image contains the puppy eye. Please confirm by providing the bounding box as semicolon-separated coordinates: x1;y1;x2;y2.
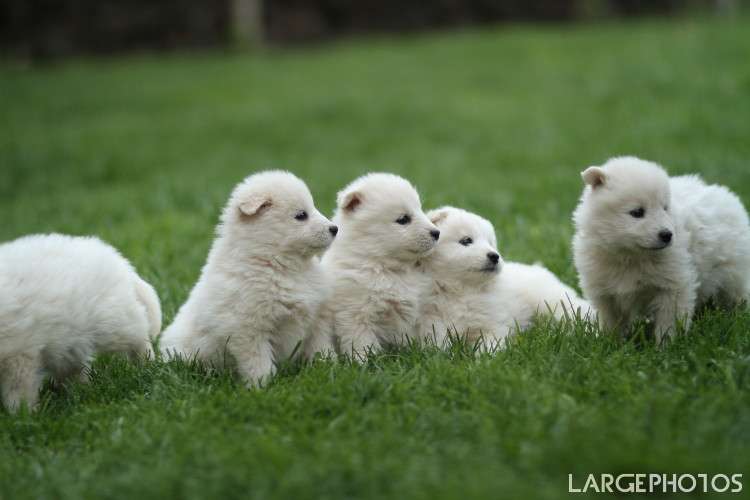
459;237;473;246
395;214;411;225
664;205;669;211
294;210;308;221
629;208;645;218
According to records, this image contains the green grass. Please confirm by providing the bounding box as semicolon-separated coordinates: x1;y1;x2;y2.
2;15;750;499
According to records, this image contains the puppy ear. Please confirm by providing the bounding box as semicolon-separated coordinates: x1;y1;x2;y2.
428;210;449;225
238;197;272;217
339;190;362;213
581;166;607;189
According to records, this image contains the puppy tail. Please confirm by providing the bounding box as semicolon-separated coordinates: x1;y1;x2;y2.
135;277;163;341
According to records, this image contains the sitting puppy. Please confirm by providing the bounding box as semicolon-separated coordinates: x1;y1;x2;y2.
0;234;161;412
306;173;440;358
573;156;750;342
160;171;337;387
422;207;591;349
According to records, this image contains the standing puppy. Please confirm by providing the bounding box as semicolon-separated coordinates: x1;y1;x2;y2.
0;234;161;413
160;171;337;387
307;173;440;358
422;207;591;349
573;156;750;342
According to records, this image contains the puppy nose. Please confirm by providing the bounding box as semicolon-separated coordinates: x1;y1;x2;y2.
329;226;338;236
430;230;440;241
487;252;500;264
659;230;673;244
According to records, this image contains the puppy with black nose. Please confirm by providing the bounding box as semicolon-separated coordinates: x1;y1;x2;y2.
421;207;591;350
573;156;750;343
304;173;440;359
160;171;336;387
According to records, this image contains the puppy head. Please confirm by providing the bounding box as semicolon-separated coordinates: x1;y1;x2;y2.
575;156;675;252
423;206;503;285
221;170;336;257
333;173;439;261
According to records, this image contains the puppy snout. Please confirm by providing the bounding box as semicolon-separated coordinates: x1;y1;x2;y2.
658;230;673;244
329;225;339;237
487;252;500;264
429;229;440;241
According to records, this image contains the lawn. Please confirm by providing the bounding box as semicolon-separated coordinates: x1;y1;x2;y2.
2;14;750;499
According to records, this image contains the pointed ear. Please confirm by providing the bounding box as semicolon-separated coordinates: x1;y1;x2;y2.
581;166;607;189
339;190;362;213
238;196;272;217
428;209;449;226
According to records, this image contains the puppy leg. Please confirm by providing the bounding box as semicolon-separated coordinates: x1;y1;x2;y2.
127;338;155;362
302;330;336;361
591;295;623;336
652;291;694;344
718;269;750;309
118;304;156;361
302;308;337;360
273;315;312;363
77;362;93;384
338;325;381;361
229;334;276;388
51;356;93;387
1;352;45;413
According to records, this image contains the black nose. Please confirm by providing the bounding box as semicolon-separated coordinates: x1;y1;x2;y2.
487;252;500;264
329;226;338;236
659;230;673;244
430;230;440;241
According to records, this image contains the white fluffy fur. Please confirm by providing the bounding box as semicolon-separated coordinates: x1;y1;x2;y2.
421;207;592;349
573;156;750;342
304;173;440;359
495;262;593;333
159;171;336;386
0;234;161;412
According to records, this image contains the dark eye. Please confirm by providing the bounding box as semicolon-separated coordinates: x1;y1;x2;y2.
664;205;669;211
395;214;411;225
629;208;645;218
459;237;473;246
295;210;308;221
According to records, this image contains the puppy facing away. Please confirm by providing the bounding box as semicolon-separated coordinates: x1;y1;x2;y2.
421;207;591;349
160;171;337;387
573;156;750;343
0;234;161;412
304;173;440;359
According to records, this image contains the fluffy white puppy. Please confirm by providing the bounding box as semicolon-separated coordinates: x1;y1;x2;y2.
160;171;337;387
421;206;591;349
573;156;750;342
0;234;161;412
306;173;440;358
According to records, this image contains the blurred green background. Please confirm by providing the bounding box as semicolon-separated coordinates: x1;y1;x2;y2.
1;8;750;500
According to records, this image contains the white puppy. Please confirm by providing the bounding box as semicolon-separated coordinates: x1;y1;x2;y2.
306;173;440;358
573;156;750;342
160;171;337;386
421;206;591;349
0;234;161;412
